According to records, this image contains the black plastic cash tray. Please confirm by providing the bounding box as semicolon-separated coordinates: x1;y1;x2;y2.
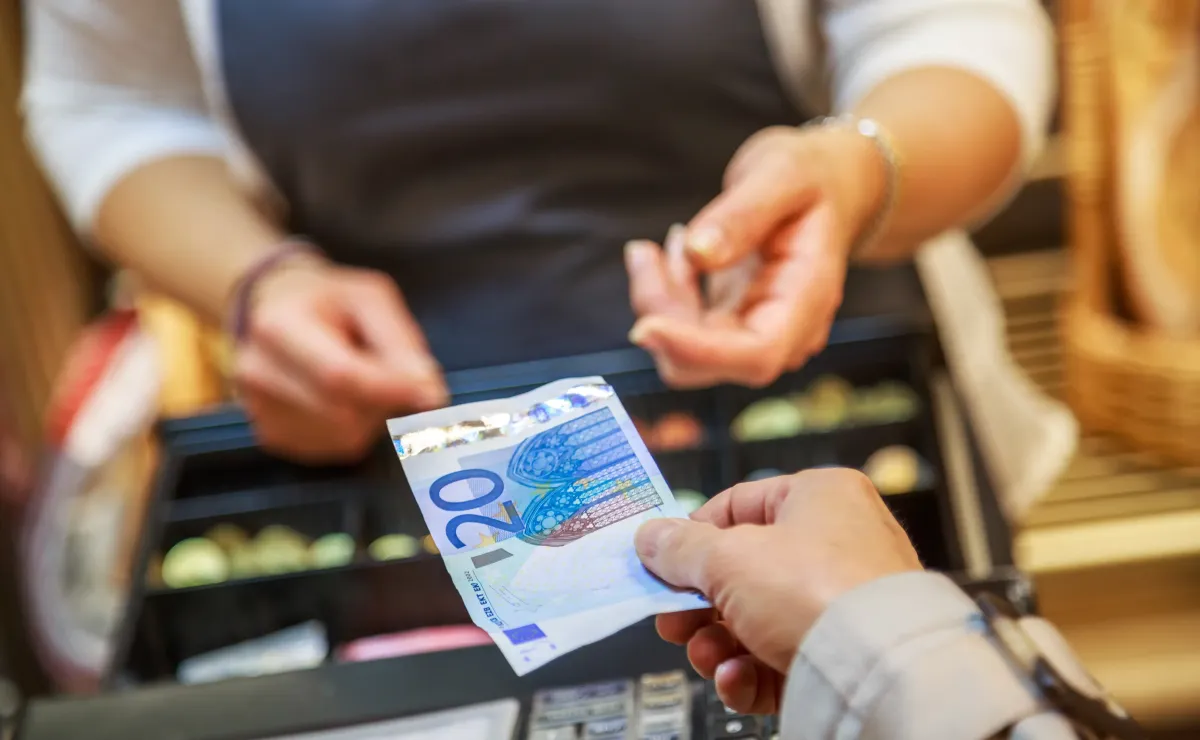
25;566;1034;740
111;265;1009;685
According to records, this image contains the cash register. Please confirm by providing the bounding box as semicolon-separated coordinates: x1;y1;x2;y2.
15;265;1032;740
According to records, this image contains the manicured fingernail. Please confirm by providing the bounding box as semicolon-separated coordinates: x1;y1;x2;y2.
628;323;658;352
624;240;652;267
417;387;448;409
665;223;687;252
628;316;647;339
687;226;724;261
414;374;450;407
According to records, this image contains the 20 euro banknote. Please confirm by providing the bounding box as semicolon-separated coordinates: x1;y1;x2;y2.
387;377;708;674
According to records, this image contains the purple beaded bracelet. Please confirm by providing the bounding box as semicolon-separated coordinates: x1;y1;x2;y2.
227;240;322;342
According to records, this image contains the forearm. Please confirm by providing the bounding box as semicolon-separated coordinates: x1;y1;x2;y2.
852;67;1023;262
93;156;289;323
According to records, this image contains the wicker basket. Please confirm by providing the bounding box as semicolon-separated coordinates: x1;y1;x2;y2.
1061;0;1200;464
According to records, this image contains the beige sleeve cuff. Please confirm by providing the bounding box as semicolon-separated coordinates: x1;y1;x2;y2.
780;571;1051;740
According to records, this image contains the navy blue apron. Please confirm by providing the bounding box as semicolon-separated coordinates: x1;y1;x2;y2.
218;0;808;371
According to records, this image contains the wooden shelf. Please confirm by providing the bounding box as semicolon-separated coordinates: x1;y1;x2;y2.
1034;558;1200;725
989;250;1200;724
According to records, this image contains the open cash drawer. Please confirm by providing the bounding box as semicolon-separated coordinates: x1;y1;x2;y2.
111;269;1021;686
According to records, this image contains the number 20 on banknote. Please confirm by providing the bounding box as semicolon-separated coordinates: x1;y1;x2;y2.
429;469;524;549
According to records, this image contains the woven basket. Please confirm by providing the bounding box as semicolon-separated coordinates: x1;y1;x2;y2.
1061;0;1200;463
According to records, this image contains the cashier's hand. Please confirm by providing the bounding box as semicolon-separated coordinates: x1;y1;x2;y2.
635;469;922;714
626;125;886;388
234;255;449;463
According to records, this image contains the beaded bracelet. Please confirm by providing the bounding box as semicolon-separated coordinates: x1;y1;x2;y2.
227;239;322;342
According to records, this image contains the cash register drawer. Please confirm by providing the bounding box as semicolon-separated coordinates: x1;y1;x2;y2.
115;336;1006;685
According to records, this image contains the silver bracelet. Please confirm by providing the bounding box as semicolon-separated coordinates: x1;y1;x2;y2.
806;114;901;258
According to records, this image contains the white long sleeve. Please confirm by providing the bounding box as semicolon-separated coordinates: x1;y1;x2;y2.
22;0;1056;232
821;0;1057;172
21;0;225;231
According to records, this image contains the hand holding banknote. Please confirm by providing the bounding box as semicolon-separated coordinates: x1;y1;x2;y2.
388;378;708;675
635;468;923;714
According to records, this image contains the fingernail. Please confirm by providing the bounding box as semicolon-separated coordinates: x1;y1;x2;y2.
716;660;756;711
635;519;681;560
624;240;652;267
665;223;687;252
714;661;735;685
687;226;725;261
416;377;450;408
417;391;447;410
628;323;659;353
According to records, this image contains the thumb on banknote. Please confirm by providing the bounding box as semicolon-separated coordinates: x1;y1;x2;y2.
635;517;727;594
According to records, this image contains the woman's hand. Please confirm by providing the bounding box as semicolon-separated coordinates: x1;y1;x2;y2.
626;124;888;388
635;469;922;714
234;256;449;463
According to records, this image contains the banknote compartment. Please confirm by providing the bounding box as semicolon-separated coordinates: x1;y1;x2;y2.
124;556;472;682
317;558;472;655
127;566;342;680
131;518;471;683
128;458;479;680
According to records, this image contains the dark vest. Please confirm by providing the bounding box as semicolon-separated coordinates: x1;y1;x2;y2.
218;0;807;370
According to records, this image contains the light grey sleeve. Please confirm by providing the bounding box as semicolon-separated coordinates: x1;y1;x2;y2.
779;571;1086;740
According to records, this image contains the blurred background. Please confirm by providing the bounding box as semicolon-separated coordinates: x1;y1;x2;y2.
2;0;1199;738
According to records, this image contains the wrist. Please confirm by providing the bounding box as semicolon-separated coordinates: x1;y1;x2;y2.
811;116;898;259
225;239;328;340
840;129;889;230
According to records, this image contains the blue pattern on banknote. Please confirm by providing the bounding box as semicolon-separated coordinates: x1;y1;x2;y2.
458;408;662;548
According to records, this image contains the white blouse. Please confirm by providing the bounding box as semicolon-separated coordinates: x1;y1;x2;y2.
21;0;1056;230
